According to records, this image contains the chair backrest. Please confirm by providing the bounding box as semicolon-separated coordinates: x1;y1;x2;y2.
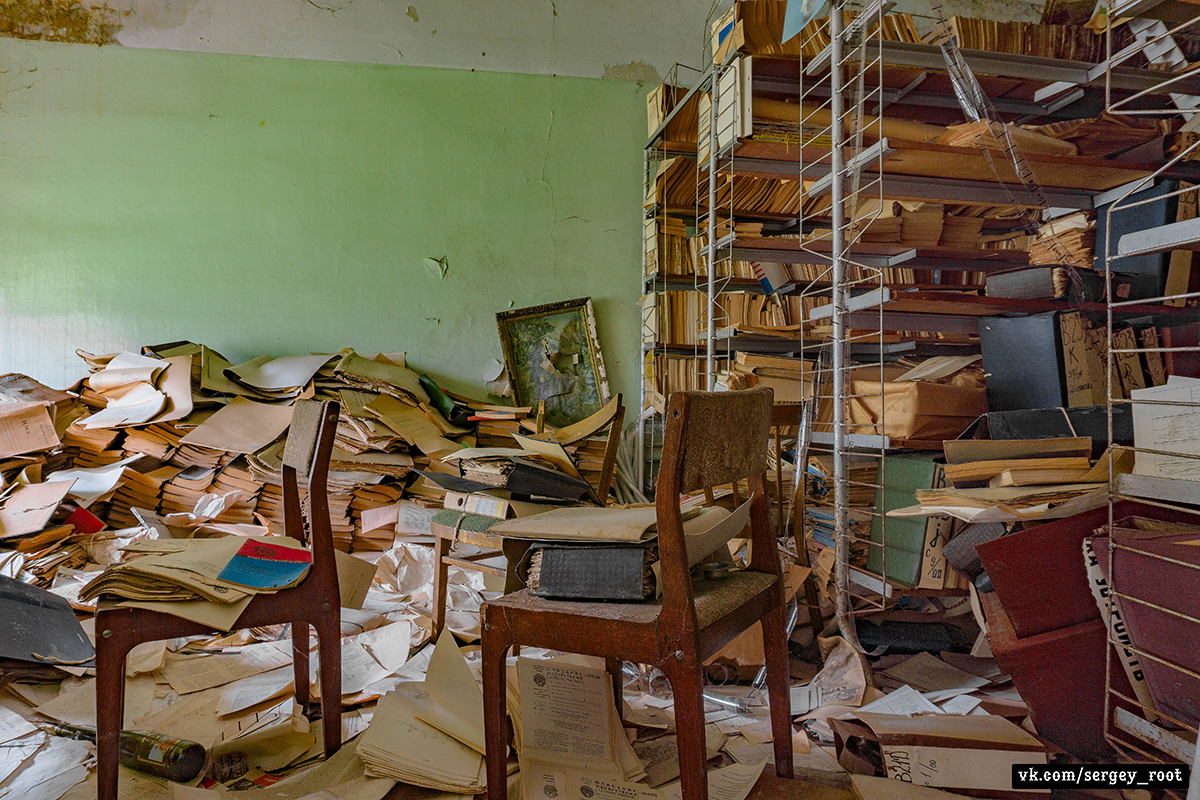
595;395;624;506
281;399;340;580
666;389;773;494
532;394;625;507
655;388;778;628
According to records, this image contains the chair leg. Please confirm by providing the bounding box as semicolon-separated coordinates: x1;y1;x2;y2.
762;598;795;779
292;621;311;711
605;657;624;723
95;626;129;800
664;658;708;800
481;610;512;800
432;535;451;641
314;616;342;757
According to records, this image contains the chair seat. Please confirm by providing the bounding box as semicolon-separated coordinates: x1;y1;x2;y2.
484;570;777;631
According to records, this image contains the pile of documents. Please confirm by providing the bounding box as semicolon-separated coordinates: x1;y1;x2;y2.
78;534;313;630
925;15;1111;63
1033;113;1172;158
1028;211;1095;268
0;339;588;567
357;631;487;792
888;437;1119;524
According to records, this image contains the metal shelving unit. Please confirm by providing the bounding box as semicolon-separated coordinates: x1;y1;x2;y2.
1096;5;1200;790
1098;9;1200;782
638;6;1200;681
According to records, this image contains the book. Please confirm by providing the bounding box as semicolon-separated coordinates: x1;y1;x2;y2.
216;538;312;591
984;265;1106;302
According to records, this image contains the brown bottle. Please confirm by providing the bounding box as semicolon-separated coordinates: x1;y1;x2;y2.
50;723;207;782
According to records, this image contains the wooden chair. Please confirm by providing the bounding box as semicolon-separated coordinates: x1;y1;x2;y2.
480;388;794;799
429;394;625;640
94;399;344;800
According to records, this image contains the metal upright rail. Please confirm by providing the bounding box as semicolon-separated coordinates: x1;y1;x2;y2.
785;0;896;642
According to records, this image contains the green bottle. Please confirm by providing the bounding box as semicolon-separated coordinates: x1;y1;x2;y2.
50;723;207;782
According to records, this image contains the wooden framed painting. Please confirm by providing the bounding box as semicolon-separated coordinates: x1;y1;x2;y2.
496;297;611;428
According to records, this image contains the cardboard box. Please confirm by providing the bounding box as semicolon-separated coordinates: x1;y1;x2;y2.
847;379;988;443
1092;521;1200;731
981;590;1121;760
977;501;1200;638
844;712;1047;793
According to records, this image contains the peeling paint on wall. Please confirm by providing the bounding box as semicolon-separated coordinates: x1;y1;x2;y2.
600;60;660;83
128;0;199;30
0;0;124;44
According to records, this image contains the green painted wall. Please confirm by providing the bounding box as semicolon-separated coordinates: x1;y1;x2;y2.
0;38;645;407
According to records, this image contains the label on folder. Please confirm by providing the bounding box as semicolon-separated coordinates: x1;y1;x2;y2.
217;540;312;590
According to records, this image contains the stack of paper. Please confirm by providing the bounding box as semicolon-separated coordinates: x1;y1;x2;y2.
333;353;430;408
1034;113;1170;158
349;483;406;551
119;421;185;461
106;465;179;528
336;389;407;455
514;656;647;788
79;534;310;629
59;422;121;466
357;683;486;792
77;352;193;430
158;466;217;517
223;354;338;402
937;120;1077;157
248;439;361;546
208;459;266;525
900;204;944;249
938;216;984;249
469;403;532;449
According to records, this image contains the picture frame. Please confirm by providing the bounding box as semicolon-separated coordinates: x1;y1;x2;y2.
496;297;611;429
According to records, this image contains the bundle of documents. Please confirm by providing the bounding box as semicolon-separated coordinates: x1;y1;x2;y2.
513;657;646;786
1028;211;1095;268
207;459;265;525
646;157;697;210
1034;113;1172;158
938;216;984;249
984;265;1105;301
925;16;1109;62
60;421;121;464
120;422;185;461
900;204;945;248
359;685;486;792
645;218;694;278
856;215;903;244
349;483;407;550
74;351;194;430
158;466;217;517
357;632;487;793
222;354;337;402
79;534;311;629
937;120;1078;157
106;467;177;528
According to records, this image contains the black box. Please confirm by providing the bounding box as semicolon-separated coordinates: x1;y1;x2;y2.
979;312;1068;411
1094;179;1178;300
958;405;1133;459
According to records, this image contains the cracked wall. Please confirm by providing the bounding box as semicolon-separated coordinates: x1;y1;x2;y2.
0;0;1048;81
0;39;645;397
1;0;717;81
